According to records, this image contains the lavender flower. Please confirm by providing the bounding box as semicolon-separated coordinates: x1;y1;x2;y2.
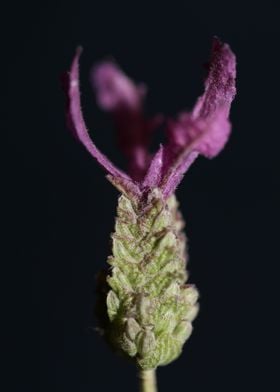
63;37;236;389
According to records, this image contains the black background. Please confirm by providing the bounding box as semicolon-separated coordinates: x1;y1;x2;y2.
4;1;279;391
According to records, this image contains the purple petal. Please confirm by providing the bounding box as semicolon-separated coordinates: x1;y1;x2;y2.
161;151;199;199
193;37;236;120
166;109;231;159
63;48;140;197
147;38;236;198
142;145;164;189
91;62;163;182
91;61;145;111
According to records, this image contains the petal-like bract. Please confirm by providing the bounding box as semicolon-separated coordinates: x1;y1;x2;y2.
144;37;236;198
63;48;140;197
63;38;236;200
91;62;162;181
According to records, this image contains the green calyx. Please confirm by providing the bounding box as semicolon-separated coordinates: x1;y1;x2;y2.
97;189;199;370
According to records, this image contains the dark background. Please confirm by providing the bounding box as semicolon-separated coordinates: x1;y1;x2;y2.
4;0;279;391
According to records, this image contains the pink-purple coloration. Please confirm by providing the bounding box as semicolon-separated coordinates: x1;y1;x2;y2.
63;38;236;200
91;61;162;182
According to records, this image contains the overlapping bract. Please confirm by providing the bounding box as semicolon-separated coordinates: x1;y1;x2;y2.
101;191;199;369
63;38;236;199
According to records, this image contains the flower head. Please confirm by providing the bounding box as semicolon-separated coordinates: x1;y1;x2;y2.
62;39;237;371
63;38;236;200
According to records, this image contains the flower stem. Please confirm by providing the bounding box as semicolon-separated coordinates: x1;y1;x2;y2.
138;369;157;392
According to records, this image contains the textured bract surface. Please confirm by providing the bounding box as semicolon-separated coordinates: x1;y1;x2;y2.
100;189;199;370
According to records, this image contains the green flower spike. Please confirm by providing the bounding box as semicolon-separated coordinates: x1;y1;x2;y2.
105;190;199;370
63;38;236;391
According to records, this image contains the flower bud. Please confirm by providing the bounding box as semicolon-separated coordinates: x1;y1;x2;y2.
173;320;193;342
137;329;156;356
106;290;120;321
125;318;141;341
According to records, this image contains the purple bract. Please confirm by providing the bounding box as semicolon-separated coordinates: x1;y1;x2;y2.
63;38;236;200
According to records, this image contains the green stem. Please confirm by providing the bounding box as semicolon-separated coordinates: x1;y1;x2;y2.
139;369;157;392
